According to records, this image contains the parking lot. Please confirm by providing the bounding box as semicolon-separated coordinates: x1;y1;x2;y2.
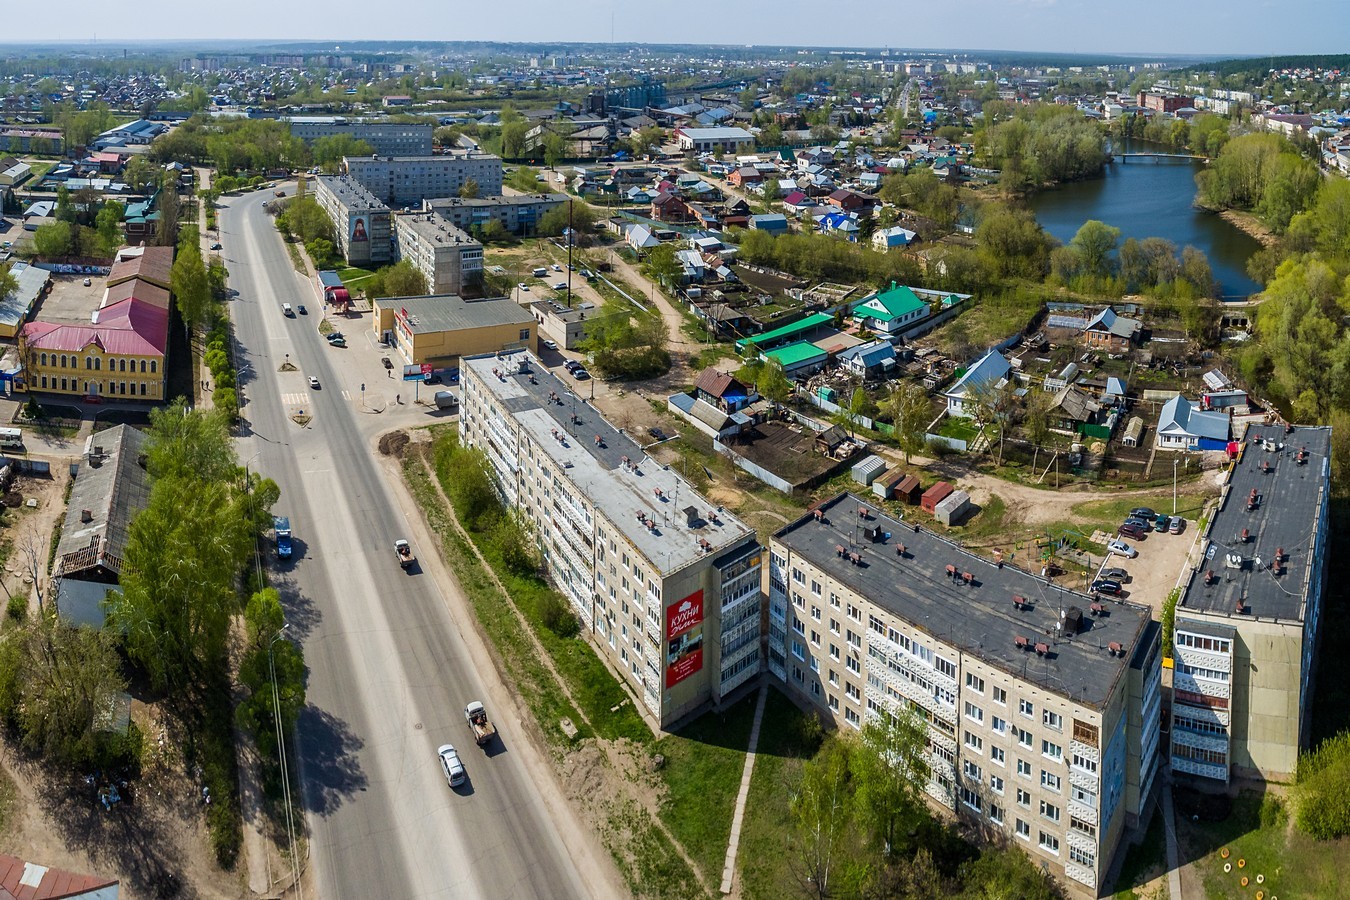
1093;514;1203;613
33;273;106;324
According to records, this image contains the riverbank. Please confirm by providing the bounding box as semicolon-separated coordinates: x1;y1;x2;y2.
1216;208;1279;248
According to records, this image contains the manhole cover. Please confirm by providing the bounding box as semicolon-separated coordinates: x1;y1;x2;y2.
414;723;423;730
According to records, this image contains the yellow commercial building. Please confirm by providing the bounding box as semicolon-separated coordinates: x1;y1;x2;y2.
372;294;536;371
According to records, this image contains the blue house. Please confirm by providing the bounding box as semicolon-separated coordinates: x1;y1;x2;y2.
748;213;788;234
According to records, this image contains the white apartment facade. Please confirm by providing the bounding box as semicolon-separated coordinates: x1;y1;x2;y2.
344;152;505;207
460;351;763;728
393;213;484;296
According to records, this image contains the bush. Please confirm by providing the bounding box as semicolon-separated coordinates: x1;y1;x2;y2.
5;596;25;622
538;593;580;639
1296;731;1350;839
1260;792;1287;829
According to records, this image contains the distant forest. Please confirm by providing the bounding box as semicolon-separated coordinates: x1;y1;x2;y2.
1209;54;1350;77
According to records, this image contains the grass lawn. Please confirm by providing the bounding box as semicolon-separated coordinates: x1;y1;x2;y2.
337;265;379;288
935;415;981;443
1111;807;1166;899
735;688;821;900
1070;491;1210;531
1176;789;1350;900
654;691;761;892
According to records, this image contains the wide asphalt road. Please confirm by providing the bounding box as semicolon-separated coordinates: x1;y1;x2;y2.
218;189;595;900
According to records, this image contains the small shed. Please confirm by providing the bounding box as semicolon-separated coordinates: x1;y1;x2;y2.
894;473;922;505
933;490;973;526
871;466;906;499
851;455;886;486
1122;416;1145;448
921;481;954;513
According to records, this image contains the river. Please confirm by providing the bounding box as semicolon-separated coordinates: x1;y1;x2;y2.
1029;145;1261;300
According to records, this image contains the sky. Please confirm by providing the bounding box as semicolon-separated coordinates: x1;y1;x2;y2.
9;0;1350;57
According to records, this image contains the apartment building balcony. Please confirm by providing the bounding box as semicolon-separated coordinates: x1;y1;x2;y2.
1069;767;1098;793
1176;646;1232;674
1171;754;1228;782
485;415;516;456
1069;739;1101;765
1068;798;1099;828
1064;861;1097;890
1172;727;1229;755
1173;672;1230;699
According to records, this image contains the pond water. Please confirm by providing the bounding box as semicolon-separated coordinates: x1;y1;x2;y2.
1029;146;1261;300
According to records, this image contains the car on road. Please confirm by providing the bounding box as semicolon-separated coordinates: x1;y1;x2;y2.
308;376;320;389
381;356;393;369
542;339;558;351
572;368;591;380
1099;566;1129;582
1129;507;1156;520
437;744;466;788
210;242;222;250
553;282;568;291
83;278;92;286
1118;522;1147;540
551;263;563;272
1169;516;1185;534
1091;579;1123;596
1106;539;1138;558
297;304;307;315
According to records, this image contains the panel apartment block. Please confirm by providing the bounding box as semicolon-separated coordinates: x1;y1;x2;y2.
460;351;763;729
769;494;1161;896
393;213;484;296
1170;424;1331;783
313;174;391;267
344;152;505;207
288;118;433;157
424;193;568;237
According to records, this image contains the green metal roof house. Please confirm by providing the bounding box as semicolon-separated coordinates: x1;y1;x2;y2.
851;282;931;334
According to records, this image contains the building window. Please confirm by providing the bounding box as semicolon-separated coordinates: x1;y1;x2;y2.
959;787;982;812
1069;844;1095;868
60;355;67;368
828;694;839;711
1042;740;1063;763
846;655;860;674
964;702;984;725
989;803;1004;825
990;746;1005;766
810;579;821;596
936;657;956;679
150;360;157;374
1043;711;1063;731
1017;759;1032;778
40;376;47;388
845;683;861;702
964;731;983;754
990;775;1004;795
991;716;1007;735
1070;816;1097;838
1072;784;1096;806
1016;727;1033;748
39;353;47;366
828;669;838;686
963;760;982;781
1072;752;1099;774
119;358;126;372
791;641;805;661
1041;770;1061;792
85;357;92;370
1016;819;1030;840
519;328;531;341
1073;720;1099;747
1019;699;1034;718
1039;800;1061;823
992;687;1007;705
1016;788;1031;808
966;673;985;693
1038;832;1060;854
140;359;147;373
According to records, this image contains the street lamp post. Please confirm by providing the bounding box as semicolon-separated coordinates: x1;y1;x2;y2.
269;624;302;898
1173;456;1180;515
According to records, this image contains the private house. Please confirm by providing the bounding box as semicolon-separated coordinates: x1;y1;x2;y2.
826;188;871;212
781;190;816;214
837;339;896;378
748;214;788;234
1154;395;1230;451
0;263;51;340
0;853;118;899
815;212;859;240
851;283;931;335
693;368;755;413
626;223;661;252
728;166;763;188
651;192;694;224
944;349;1012;418
1083;307;1142;353
1049;385;1104;435
872;225;918;250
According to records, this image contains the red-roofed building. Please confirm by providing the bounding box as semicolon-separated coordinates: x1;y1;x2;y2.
0;852;118;898
22;298;168;400
106;246;172;293
100;278;169;311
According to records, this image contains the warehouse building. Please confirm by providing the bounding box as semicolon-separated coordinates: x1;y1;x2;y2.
372;294;536;368
769;494;1161;895
1169;424;1331;784
460;350;763;729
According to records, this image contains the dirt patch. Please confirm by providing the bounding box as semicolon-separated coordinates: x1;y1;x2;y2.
378;430;410;457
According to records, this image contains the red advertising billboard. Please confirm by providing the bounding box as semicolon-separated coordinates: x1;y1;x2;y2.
665;590;704;688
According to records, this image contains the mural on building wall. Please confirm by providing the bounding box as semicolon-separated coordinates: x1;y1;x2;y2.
666;589;705;688
351;215;368;242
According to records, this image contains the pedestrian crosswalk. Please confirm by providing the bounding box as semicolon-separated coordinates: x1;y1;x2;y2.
282;392;309;406
341;390;353;401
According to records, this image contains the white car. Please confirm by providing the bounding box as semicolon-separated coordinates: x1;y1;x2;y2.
1106;539;1138;559
542;339;559;351
517;283;529;292
551;263;563;272
308;376;320;389
438;744;466;787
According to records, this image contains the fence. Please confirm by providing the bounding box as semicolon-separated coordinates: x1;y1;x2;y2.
712;439;795;493
802;392;875;430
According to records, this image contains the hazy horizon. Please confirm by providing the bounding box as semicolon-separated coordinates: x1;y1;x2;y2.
4;0;1346;59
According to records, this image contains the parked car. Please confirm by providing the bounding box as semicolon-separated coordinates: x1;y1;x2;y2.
1118;522;1147;540
382;356;393;369
551;263;563;272
542;339;558;351
210;242;222;250
552;282;568;291
1091;579;1123;595
308;376;320;389
1099;566;1129;582
1155;513;1171;531
437;744;466;788
1107;539;1138;559
572;368;591;380
1169;516;1185;534
1123;516;1152;532
1129;507;1157;520
564;359;582;371
517;282;529;291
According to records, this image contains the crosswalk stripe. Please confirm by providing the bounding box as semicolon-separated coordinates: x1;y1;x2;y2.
341;390;352;401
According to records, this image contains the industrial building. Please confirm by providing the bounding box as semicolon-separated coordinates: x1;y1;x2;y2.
460;350;762;729
393;212;484;296
769;494;1161;896
1169;424;1331;784
287;118;433;157
343;152;504;207
312;174;392;267
372;294;536;369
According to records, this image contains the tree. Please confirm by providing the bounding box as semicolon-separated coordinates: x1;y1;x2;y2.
642;243;682;288
365;259;428;299
789;737;863;899
976;206;1051;280
155;187;181;246
968;377;1020;464
542;132;569;170
506;166;542;193
761;179;781;203
882;381;931;463
1069;220;1122;281
309;134;375;173
171;237;211;337
0;613;129;766
853;707;929;855
539;200;596;238
95;200;126;256
459;178;480;200
33;221;73;258
756;360;792;408
0;263;16;306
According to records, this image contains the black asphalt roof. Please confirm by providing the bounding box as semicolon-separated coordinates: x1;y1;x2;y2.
774;493;1153;710
1181;423;1331;622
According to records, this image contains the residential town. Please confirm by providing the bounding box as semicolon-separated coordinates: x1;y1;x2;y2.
0;28;1348;900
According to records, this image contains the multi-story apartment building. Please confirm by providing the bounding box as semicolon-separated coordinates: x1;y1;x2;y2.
313;174;392;267
769;494;1161;896
393;213;484;296
343;152;504;207
424;193;568;237
287;118;433;157
1170;424;1331;784
460;350;762;728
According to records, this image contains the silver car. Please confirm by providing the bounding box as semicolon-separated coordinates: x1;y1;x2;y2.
438;744;466;787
